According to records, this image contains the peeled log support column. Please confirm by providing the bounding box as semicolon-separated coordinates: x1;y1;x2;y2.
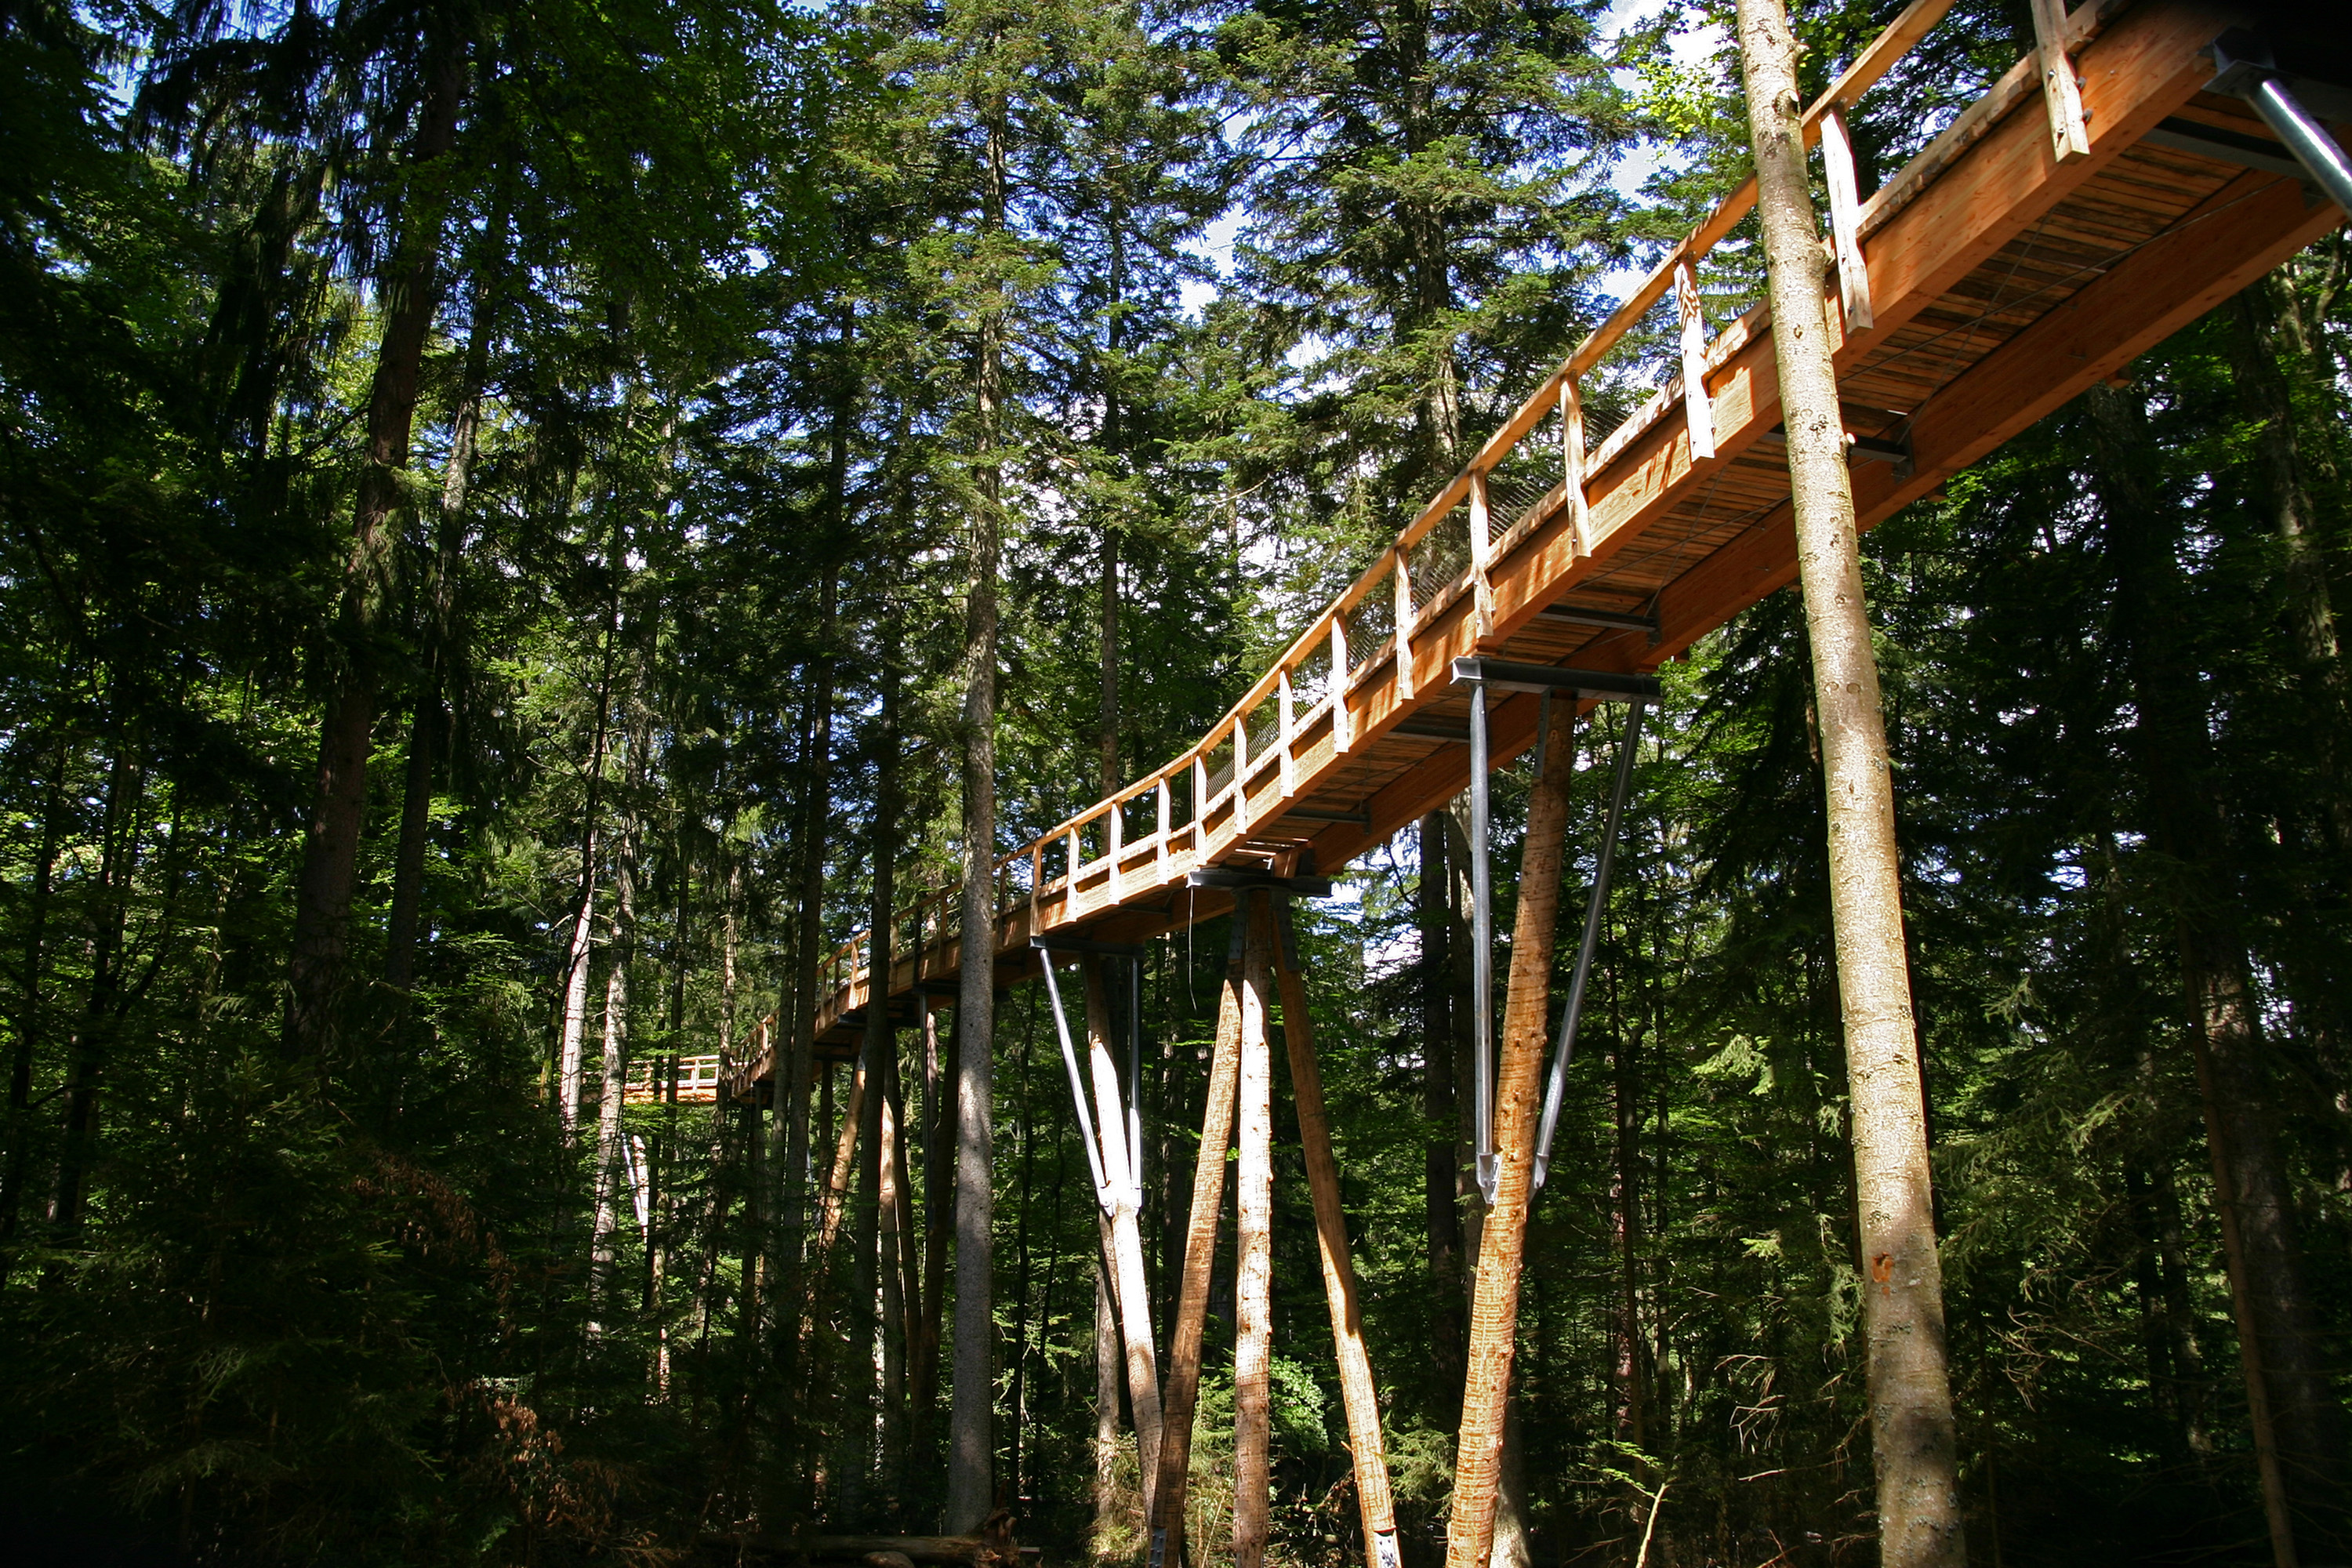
1442;723;1577;1568
1233;899;1276;1568
1148;927;1246;1568
1081;959;1166;1525
1735;2;1965;1565
1272;904;1401;1568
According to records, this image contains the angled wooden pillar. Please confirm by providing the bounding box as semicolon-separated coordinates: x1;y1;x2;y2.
1149;927;1247;1568
1233;897;1276;1568
1443;729;1578;1568
1272;903;1401;1568
1082;956;1166;1524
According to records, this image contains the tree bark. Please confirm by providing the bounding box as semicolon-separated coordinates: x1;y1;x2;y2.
1147;931;1244;1566
1273;910;1397;1563
284;54;463;1057
1233;896;1275;1568
385;222;499;996
2090;381;2345;1565
1083;957;1163;1527
947;107;1007;1514
1443;724;1573;1568
590;795;638;1333
0;759;64;1274
1419;811;1465;1414
47;746;140;1232
1736;3;1965;1560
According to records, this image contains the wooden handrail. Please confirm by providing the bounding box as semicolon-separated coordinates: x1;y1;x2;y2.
780;0;1993;1040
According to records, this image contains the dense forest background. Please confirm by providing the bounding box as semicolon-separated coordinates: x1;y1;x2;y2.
4;0;2350;1561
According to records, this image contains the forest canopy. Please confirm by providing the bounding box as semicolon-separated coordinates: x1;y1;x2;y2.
2;0;2350;1563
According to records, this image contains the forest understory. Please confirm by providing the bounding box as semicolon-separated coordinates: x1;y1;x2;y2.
5;0;2352;1563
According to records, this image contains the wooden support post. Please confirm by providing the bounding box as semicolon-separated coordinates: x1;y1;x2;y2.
1468;471;1496;642
2028;0;2089;164
1148;936;1247;1568
1391;549;1417;702
1443;729;1577;1568
1559;377;1590;556
1820;107;1875;331
1674;260;1716;462
1082;959;1165;1526
1233;895;1276;1568
1272;907;1400;1568
1330;617;1353;753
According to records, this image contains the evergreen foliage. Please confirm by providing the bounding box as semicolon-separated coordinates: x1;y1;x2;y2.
2;0;2350;1560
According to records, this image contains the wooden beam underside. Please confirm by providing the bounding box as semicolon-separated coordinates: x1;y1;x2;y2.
743;0;2342;1073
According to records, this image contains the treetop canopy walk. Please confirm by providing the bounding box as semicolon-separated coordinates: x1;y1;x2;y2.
714;0;2348;1102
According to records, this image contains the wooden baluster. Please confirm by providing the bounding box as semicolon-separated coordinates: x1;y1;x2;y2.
1468;470;1494;642
1560;376;1591;557
1330;616;1352;754
1156;777;1172;876
1065;828;1082;917
1277;669;1296;799
1233;718;1252;831
1820;107;1875;332
1192;757;1209;857
1390;548;1416;702
2028;0;2089;164
1675;259;1716;462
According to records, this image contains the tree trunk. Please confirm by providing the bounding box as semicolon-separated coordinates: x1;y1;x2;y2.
48;746;139;1232
1611;1023;1646;1455
284;55;463;1057
782;550;841;1290
1272;913;1398;1563
1094;1258;1121;1546
1443;728;1573;1568
590;804;637;1333
1420;811;1465;1414
2089;381;2345;1565
947;107;1007;1513
1736;4;1965;1559
558;596;621;1141
1083;957;1163;1527
1;760;64;1274
385;230;498;996
1147;931;1244;1566
1233;895;1275;1568
916;1001;957;1461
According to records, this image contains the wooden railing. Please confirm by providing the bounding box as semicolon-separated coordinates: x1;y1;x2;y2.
746;0;2122;1074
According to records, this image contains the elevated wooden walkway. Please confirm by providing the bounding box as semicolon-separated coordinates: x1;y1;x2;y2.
729;0;2344;1092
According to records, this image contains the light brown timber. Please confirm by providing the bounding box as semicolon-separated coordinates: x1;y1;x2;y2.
1082;959;1165;1525
1442;714;1577;1568
1737;0;1965;1563
1233;898;1276;1568
1273;910;1400;1564
1147;942;1246;1567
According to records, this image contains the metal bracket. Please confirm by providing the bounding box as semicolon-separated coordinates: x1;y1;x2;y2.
2143;115;2314;183
1536;602;1662;646
1281;806;1374;827
2209;29;2352;215
1185;866;1336;898
1450;658;1661;702
1453;660;1652;1205
1032;934;1147;958
1532;699;1647;1192
1033;937;1147;1212
1755;423;1915;480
